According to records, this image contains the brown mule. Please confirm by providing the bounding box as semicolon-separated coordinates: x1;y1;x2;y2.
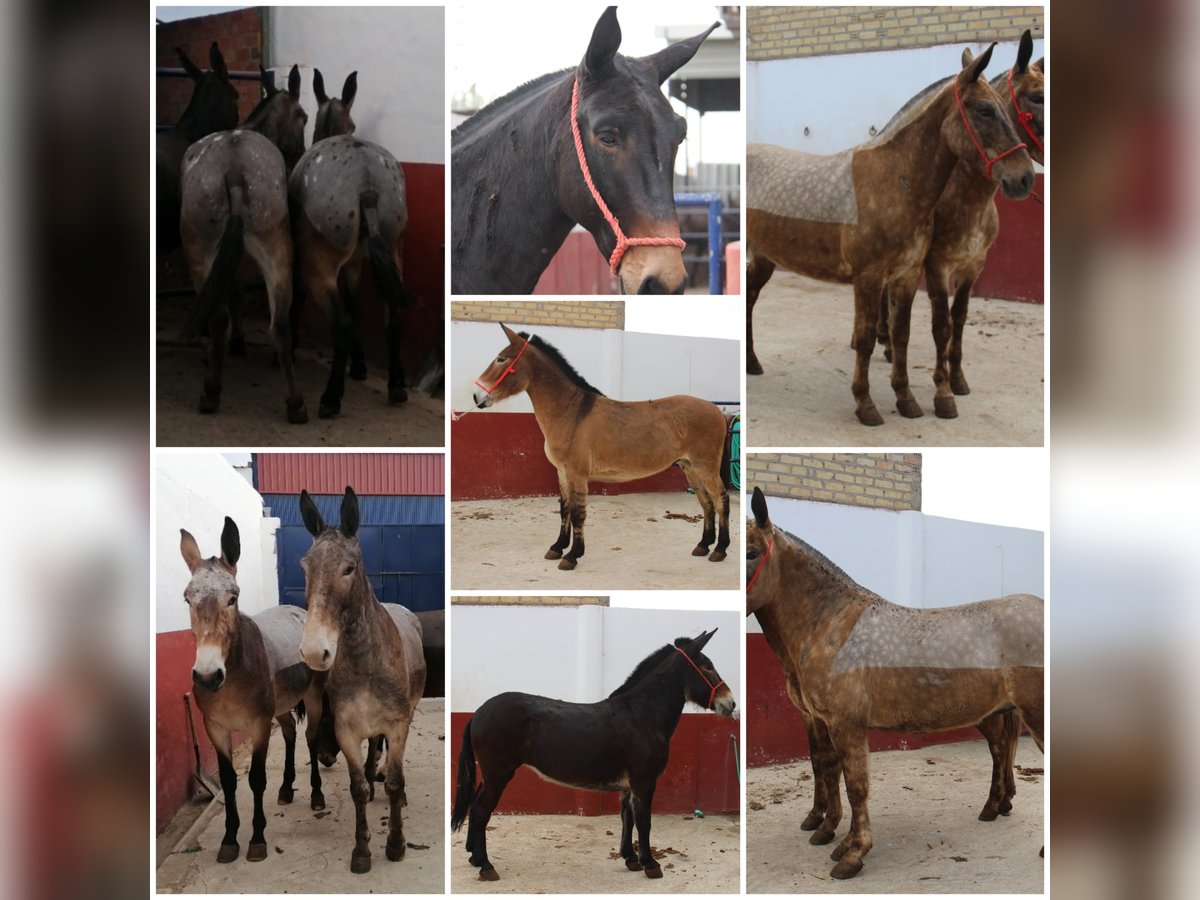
746;488;1043;878
470;323;731;570
746;45;1034;425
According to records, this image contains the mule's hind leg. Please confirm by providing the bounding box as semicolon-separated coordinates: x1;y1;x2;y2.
246;719;271;861
277;713;297;804
339;264;369;381
948;266;982;396
365;735;385;801
619;789;641;870
558;475;588;571
301;683;326;811
746;245;776;375
976;712;1012;821
850;277;886;426
228;283;246;357
184;250;231;416
545;470;572;560
248;227;308;423
926;258;959;418
383;725;412;862
694;460;730;562
679;462;716;557
383;245;410;405
467;770;515;879
886;271;924;419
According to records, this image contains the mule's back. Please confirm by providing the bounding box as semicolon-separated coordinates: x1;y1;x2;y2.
181;130;289;242
381;602;426;705
748;143;860;226
253;604;314;715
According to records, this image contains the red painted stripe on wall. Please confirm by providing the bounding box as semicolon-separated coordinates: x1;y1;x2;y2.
451;413;690;501
157;629;215;829
974;173;1045;303
449;711;738;815
255;452;444;495
747;633;991;767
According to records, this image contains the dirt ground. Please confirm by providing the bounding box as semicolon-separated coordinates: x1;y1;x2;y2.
747;271;1044;447
155;291;444;448
155;698;445;894
451;491;742;590
747;737;1045;893
450;811;740;894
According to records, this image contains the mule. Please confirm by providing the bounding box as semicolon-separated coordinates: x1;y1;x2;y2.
297;487;426;874
157;43;240;257
746;487;1044;878
876;34;1045;418
289;69;418;418
450;630;735;881
470;323;731;570
180;516;326;863
451;6;717;294
178;64;308;423
746;45;1035;425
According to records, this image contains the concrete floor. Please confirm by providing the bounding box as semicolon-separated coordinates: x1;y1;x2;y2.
156;698;445;894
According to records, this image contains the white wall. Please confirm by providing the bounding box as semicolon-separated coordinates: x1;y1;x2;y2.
748;39;1043;155
452;605;741;713
451;321;740;415
156;454;280;635
746;497;1042;634
268;6;444;164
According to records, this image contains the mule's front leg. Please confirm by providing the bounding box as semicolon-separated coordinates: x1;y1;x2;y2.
302;700;326;811
277;713;297;804
618;790;641;870
745;249;775;375
808;716;843;845
545;472;571;560
948;271;978;396
246;722;270;861
337;728;374;873
926;258;958;419
213;743;241;863
558;478;588;571
827;725;872;879
632;785;661;878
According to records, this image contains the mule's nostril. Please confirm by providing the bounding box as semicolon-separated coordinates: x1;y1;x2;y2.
638;277;665;295
322;649;331;663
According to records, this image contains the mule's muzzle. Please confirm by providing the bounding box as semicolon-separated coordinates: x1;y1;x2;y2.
472;390;493;409
636;274;685;295
1000;168;1034;201
192;667;225;692
714;687;736;717
300;633;337;672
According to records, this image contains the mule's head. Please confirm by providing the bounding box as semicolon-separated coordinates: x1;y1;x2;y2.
298;487;365;671
561;7;717;295
945;44;1034;200
180;517;241;693
472;323;532;408
312;69;357;142
746;487;779;615
1001;31;1044;166
675;630;736;717
176;42;239;142
253;64;308;171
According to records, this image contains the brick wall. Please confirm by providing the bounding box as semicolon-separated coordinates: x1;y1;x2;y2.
451;596;610;606
748;6;1044;60
156;9;264;128
451;301;625;330
746;453;921;511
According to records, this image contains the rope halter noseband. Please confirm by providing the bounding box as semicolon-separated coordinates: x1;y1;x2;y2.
674;645;726;710
570;76;685;277
474;337;531;397
952;77;1027;182
746;534;774;594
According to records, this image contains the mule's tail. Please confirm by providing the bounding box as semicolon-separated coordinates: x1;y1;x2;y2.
449;718;478;832
719;415;733;487
360;191;419;308
182;170;246;337
294;699;307;722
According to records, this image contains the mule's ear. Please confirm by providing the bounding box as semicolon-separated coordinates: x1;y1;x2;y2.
583;6;621;79
287;64;302;100
220;516;241;570
313;68;328;104
180;529;203;572
177;47;203;80
500;322;522;345
690;628;716;654
1015;30;1034;74
342;71;358;108
961;47;974;67
259;65;277;97
340;486;360;538
959;42;995;85
300;489;326;536
1033;57;1044;73
751;486;770;529
209;42;229;79
647;21;718;85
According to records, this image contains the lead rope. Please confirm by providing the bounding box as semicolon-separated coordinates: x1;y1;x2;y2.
674;646;725;710
570;77;685;277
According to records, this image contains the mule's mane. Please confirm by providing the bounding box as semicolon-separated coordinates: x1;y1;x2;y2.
779;526;880;597
520;332;606;396
874;74;954;140
608;642;683;697
243;90;282;130
452;68;571;143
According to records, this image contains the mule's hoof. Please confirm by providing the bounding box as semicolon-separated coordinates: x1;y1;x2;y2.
229;336;246;357
1000;798;1014;815
311;794;325;812
830;858;863;880
934;394;959;419
479;867;500;882
809;829;836;846
350;853;372;874
896;397;924;418
216;843;239;864
558;557;578;571
278;786;294;805
1039;846;1044;858
708;550;727;562
747;359;764;376
386;839;405;862
198;392;221;415
625;858;643;871
286;399;308;424
544;548;563;560
979;808;999;822
951;375;971;396
800;812;824;831
856;404;884;426
247;842;268;862
349;361;368;381
389;386;409;405
692;545;710;557
318;397;341;419
644;864;664;879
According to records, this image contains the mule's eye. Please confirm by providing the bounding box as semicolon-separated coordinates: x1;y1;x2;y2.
1030;92;1044;105
747;549;760;561
495;356;505;364
596;129;618;147
343;564;356;576
978;105;996;119
228;593;238;606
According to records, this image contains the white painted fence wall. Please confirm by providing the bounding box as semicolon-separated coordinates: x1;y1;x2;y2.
746;497;1042;634
451;605;741;713
267;6;444;164
156;454;279;635
451;321;741;415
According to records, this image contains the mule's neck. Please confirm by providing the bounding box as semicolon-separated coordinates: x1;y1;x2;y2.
329;574;391;673
613;664;691;737
522;347;593;435
451;74;578;293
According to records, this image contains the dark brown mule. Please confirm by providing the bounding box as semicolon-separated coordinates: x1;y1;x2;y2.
746;488;1043;878
746;45;1034;425
157;43;239;256
179;65;309;423
289;70;418;418
298;487;426;874
450;631;736;881
470;324;730;570
451;6;717;294
876;33;1046;418
181;517;326;864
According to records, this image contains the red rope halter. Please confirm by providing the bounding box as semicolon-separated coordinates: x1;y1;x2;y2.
474;337;531;396
953;78;1027;182
746;535;774;594
570;77;685;277
674;645;726;710
1008;68;1043;156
